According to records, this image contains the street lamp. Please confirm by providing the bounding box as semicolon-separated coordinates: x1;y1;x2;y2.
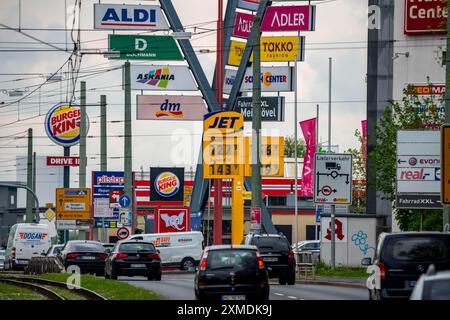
171;31;192;40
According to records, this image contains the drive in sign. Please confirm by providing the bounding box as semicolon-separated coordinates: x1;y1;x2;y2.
108;35;183;60
130;65;198;91
261;5;316;32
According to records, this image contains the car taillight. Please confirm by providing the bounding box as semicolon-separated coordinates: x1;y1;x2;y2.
257;257;265;269
67;253;79;259
288;249;294;263
113;253;128;259
379;262;386;280
148;253;160;260
97;253;108;260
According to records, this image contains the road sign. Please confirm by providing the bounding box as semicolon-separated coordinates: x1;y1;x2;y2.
56;220;90;230
108;35;183;61
442;125;450;204
118;195;131;208
43;208;55;221
117;227;130;240
316;208;321;223
118;208;132;227
244;136;284;177
56;188;91;220
397;194;442;209
314;154;352;205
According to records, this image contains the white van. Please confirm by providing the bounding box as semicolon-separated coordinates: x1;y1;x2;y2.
4;223;53;270
128;231;204;270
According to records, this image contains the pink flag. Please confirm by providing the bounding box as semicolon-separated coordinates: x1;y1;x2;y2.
361;120;367;162
299;118;317;197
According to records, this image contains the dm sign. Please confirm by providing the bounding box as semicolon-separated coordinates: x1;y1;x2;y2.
45;103;89;147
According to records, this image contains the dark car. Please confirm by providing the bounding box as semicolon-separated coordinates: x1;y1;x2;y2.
59;240;107;276
243;233;296;285
105;240;162;281
363;232;450;300
194;245;269;301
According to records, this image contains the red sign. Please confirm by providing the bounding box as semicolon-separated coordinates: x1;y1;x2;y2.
407;84;446;95
109;190;123;204
233;12;254;39
46;156;82;166
250;207;261;225
155;208;190;233
260;5;315;32
404;0;447;35
117;227;130;240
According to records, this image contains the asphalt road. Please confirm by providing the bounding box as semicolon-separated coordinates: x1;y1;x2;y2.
122;274;368;300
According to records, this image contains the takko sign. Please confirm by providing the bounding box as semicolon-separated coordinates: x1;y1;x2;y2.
47;156;82;167
261;5;316;32
404;0;447;35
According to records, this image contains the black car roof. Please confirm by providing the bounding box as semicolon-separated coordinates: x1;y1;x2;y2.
382;232;450;238
205;244;258;251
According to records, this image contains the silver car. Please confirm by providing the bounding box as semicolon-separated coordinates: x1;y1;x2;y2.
410;265;450;300
0;250;5;270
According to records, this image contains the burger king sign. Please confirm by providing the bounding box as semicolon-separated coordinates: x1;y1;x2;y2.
150;167;185;202
155;171;180;197
45;103;89;147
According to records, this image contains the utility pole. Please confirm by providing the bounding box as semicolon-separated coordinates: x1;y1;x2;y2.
250;15;262;234
100;95;107;242
79;81;87;240
328;57;332;152
294;45;299;251
26;128;33;222
124;61;134;233
444;0;450;232
32;152;36;200
328;57;336;269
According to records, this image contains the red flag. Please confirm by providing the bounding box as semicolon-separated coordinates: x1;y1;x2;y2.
299;118;317;197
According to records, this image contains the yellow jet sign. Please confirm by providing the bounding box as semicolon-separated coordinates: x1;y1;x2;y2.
56;188;91;220
228;36;305;66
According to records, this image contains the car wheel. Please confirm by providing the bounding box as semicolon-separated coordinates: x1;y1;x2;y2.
287;271;296;285
278;276;287;285
180;257;196;271
147;274;154;281
110;268;118;280
155;272;162;281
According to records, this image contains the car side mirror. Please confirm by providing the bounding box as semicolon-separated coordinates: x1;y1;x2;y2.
157;250;160;254
361;257;372;266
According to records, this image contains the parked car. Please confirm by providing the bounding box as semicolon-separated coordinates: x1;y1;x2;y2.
58;240;107;276
45;244;64;257
0;249;5;270
194;245;269;301
4;223;53;270
243;233;296;285
102;243;115;254
127;231;203;270
410;265;450;300
105;240;161;281
362;232;450;300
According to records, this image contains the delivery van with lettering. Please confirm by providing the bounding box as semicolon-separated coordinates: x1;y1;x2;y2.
127;231;203;270
4;223;53;270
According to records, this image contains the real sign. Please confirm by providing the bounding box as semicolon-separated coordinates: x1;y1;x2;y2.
130;65;198;91
136;95;206;121
108;35;183;60
314;154;353;205
223;66;293;94
260;5;316;32
404;0;447;35
94;4;169;30
235;96;284;122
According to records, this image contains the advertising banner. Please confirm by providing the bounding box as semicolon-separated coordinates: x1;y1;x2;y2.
108;34;183;60
300;118;317;197
404;0;447;35
94;4;169;30
406;84;445;117
130;65;198;91
136;95;206;120
223;66;293;94
235;96;284;122
233;11;254;39
261;5;316;32
150;167;185;202
156;208;190;233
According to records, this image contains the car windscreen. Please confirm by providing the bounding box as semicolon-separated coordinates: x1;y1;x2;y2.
66;243;105;252
118;243;156;253
252;237;290;252
423;279;450;300
207;250;257;270
389;237;450;262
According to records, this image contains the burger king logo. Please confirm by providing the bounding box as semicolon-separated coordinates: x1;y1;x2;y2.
154;171;180;197
45;103;89;147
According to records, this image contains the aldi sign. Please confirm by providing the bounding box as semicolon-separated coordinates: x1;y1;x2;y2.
404;0;447;35
94;4;169;30
137;95;206;121
130;65;198;91
261;5;316;32
109;35;182;61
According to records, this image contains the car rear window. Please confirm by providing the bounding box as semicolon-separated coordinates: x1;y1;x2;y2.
390;237;450;262
423;279;450;300
252;237;290;252
207;250;257;270
67;243;104;252
119;243;156;253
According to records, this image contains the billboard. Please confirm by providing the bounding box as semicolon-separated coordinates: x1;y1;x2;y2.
130;65;198;91
233;11;254;39
235;96;284;122
155;208;190;233
261;5;316;32
244;136;284;177
223;66;293;94
404;0;447;35
150;167;185;202
136;95;206;120
108;35;183;60
94;4;169;30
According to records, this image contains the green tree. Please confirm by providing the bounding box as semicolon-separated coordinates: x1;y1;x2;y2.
346;129;366;213
370;79;444;231
284;135;306;158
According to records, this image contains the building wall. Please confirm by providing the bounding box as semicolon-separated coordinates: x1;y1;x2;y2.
272;212;317;244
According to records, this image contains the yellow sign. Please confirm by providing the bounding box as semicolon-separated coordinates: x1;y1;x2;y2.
243;191;252;200
442;125;450;204
244;136;284;177
228;36;305;66
184;186;193;207
56;188;91;220
203;111;245;178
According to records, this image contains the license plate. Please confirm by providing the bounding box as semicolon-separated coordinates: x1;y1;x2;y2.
131;264;146;268
80;256;95;260
263;257;278;262
222;295;245;301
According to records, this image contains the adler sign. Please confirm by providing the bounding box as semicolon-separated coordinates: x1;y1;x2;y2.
404;0;447;35
260;5;316;32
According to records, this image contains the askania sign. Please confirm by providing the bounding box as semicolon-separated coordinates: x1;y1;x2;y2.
404;0;447;35
235;97;284;122
136;95;206;121
237;0;260;11
45;103;90;147
260;5;316;32
130;65;198;91
233;11;254;39
94;4;169;30
223;66;293;94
